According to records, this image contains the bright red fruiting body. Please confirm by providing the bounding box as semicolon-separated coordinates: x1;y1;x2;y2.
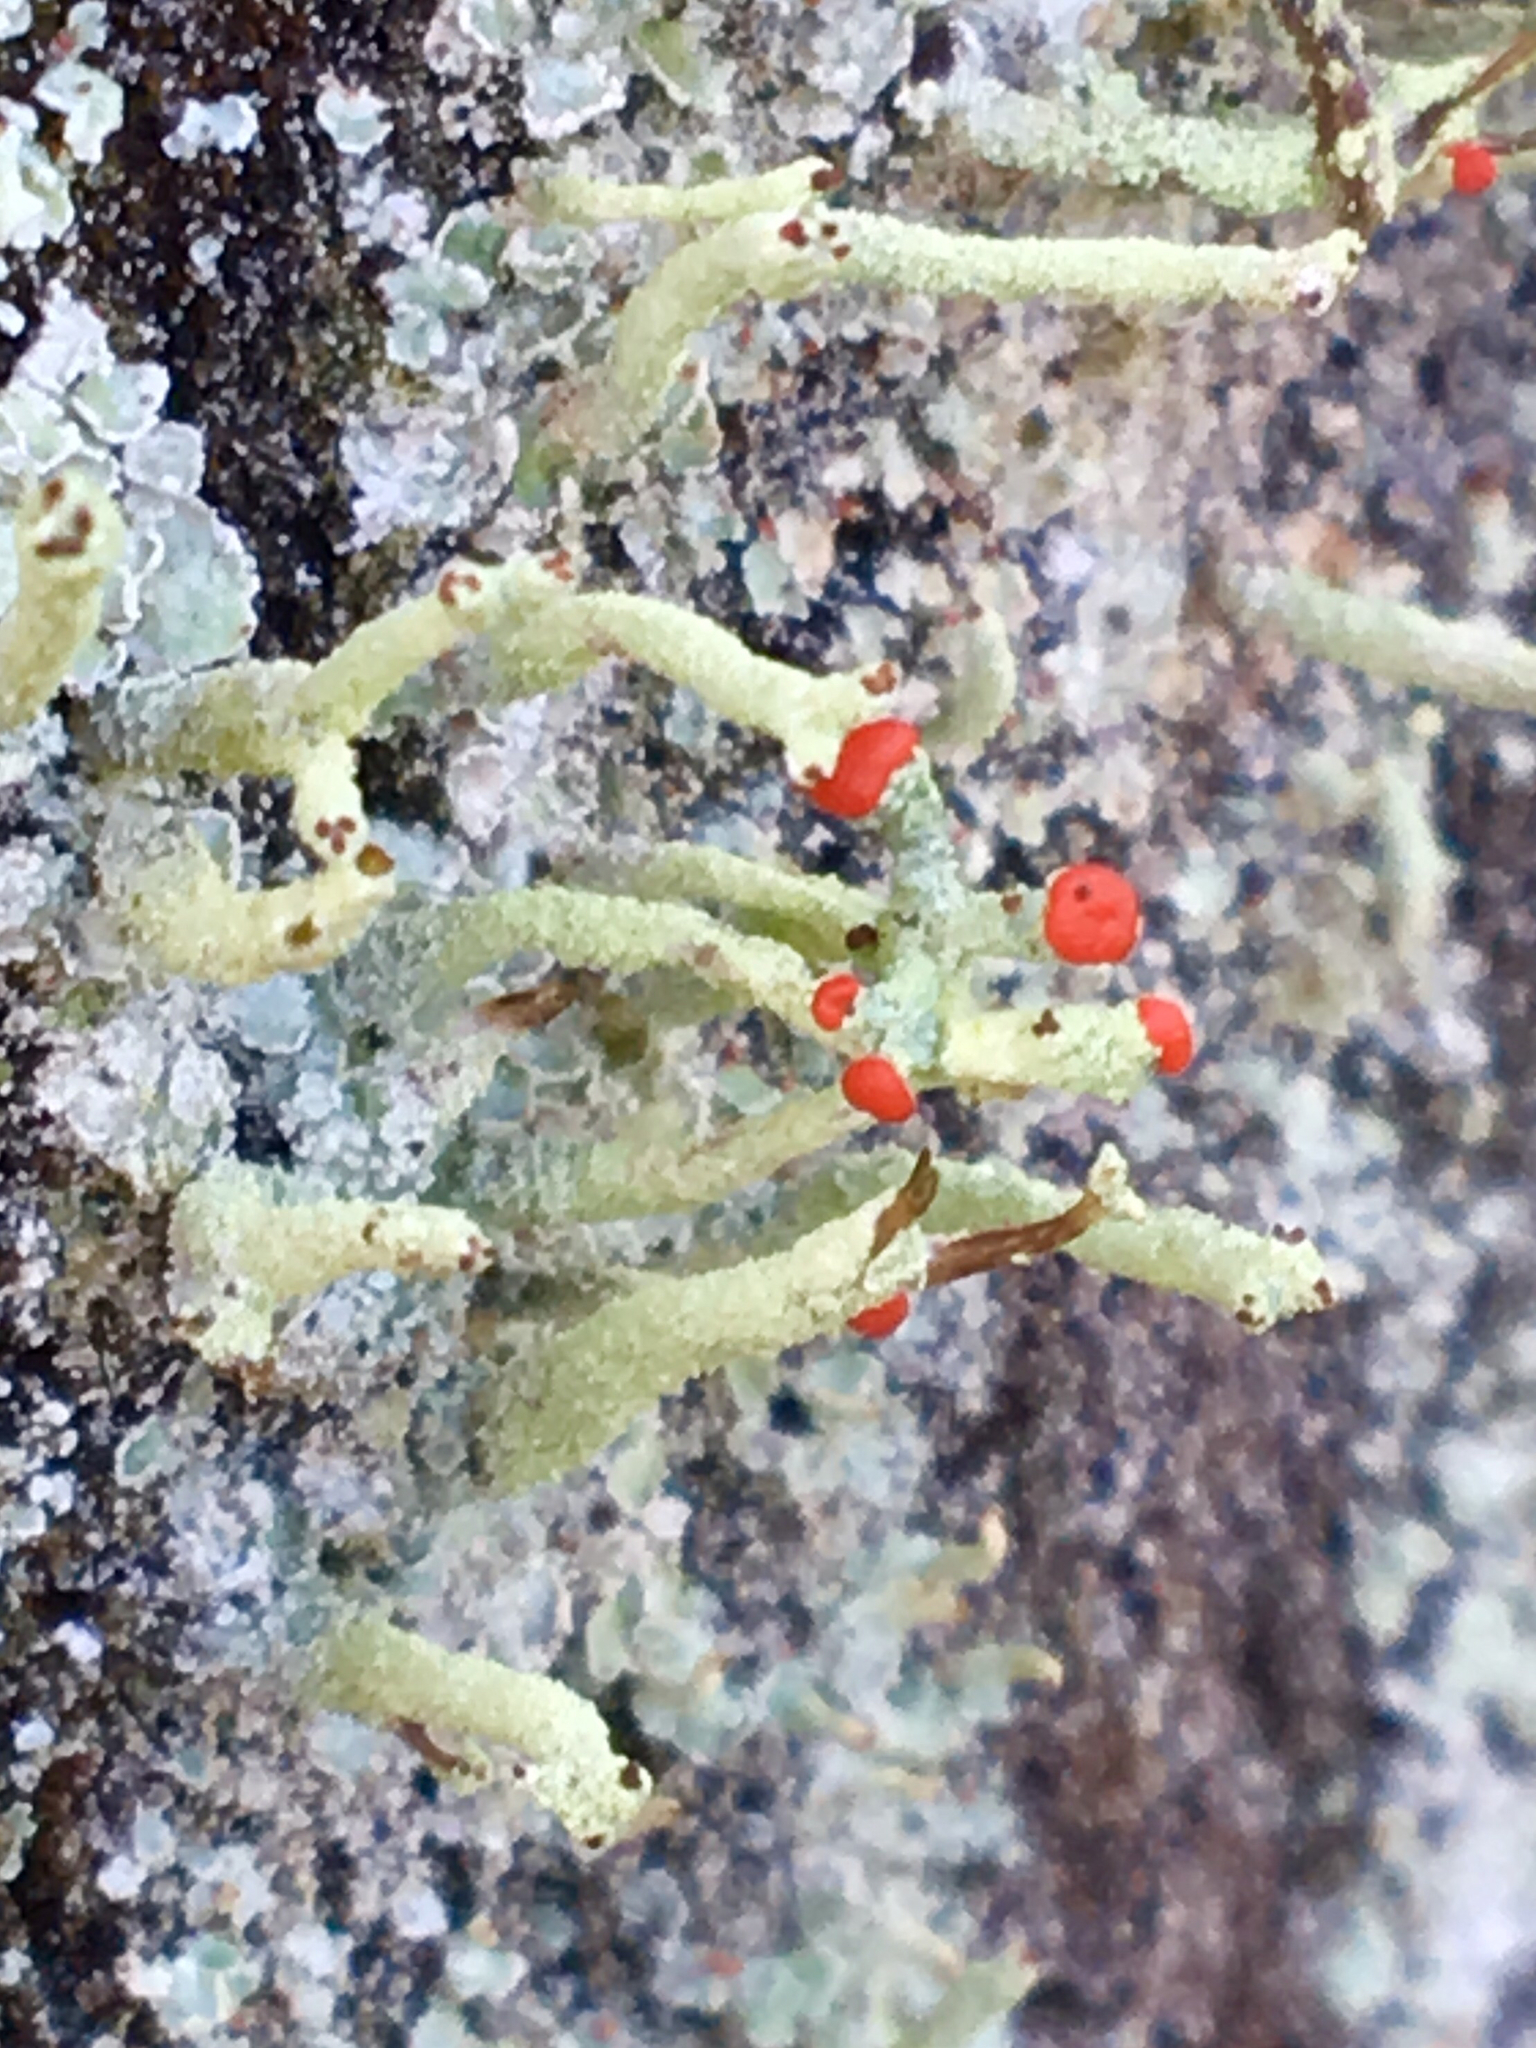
1446;142;1499;196
847;1292;911;1339
1137;994;1195;1076
1043;863;1142;965
811;972;862;1031
841;1054;917;1122
804;719;921;820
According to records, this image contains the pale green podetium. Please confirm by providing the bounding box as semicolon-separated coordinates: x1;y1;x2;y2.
0;470;125;731
480;1186;929;1497
1223;558;1536;715
312;1613;654;1847
938;999;1158;1102
123;829;400;988
171;1165;491;1366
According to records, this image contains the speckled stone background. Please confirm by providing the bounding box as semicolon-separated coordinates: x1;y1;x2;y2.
4;2;1536;2045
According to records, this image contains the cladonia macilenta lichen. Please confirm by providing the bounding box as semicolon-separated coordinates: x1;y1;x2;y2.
5;2;1536;2041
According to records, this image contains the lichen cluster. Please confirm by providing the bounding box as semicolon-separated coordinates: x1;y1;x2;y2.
5;0;1536;2041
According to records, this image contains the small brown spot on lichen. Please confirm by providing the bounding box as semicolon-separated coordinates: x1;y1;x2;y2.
39;476;66;508
35;505;93;559
1032;1008;1061;1038
1314;1277;1335;1306
285;914;320;948
861;660;898;697
355;843;395;878
1000;891;1023;914
779;218;809;247
810;164;842;192
437;566;483;608
845;923;880;951
393;1720;471;1776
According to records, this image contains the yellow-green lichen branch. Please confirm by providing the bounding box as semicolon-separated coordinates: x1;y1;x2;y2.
485;1086;867;1228
427;884;821;1023
537;186;1364;458
120;829;398;988
313;1613;652;1846
937;1000;1157;1102
129;538;886;792
924;604;1018;753
0;470;125;731
836;214;1363;317
1223;558;1536;713
921;1157;1335;1332
785;1147;1335;1331
479;1188;929;1494
529;155;833;224
588;842;875;963
546;208;845;453
486;562;881;778
172;1166;491;1365
123;562;500;776
906;56;1325;217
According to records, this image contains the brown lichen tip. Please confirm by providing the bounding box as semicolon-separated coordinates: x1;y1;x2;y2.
437;566;484;609
355;842;395;878
34;503;94;560
285;913;321;949
861;659;899;697
458;1233;493;1275
809;163;843;192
